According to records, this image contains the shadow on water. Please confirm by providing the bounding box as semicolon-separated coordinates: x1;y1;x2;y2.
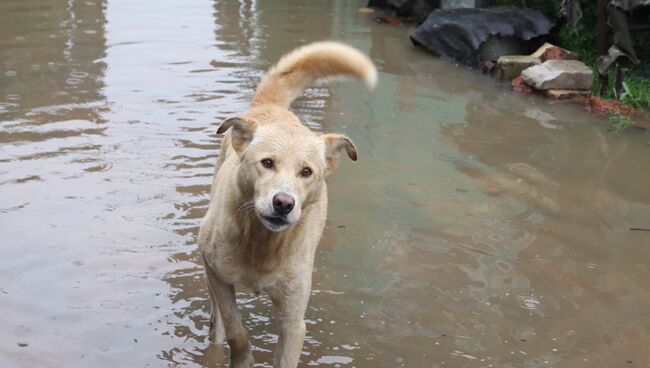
1;0;649;367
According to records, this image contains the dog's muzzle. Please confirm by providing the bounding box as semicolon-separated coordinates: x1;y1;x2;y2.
258;192;295;231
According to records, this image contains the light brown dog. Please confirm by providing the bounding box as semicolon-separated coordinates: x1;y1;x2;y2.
198;42;376;368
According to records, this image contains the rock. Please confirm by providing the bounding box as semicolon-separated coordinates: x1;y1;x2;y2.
521;60;593;90
511;76;533;95
482;59;497;72
531;43;577;61
543;89;591;100
585;96;642;117
541;46;576;61
496;55;541;80
440;0;495;9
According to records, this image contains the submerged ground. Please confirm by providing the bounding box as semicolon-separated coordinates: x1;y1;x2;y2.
1;0;649;367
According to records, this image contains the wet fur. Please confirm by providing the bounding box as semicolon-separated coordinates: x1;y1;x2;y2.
198;41;376;368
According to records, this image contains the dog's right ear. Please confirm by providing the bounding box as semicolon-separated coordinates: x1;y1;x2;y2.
217;117;257;153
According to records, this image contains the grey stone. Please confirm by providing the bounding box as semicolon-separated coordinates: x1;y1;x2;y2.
495;55;541;80
530;42;578;61
521;60;593;90
530;43;561;59
440;0;495;9
543;89;591;100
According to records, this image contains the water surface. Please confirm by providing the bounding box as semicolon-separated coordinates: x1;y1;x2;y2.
1;1;650;367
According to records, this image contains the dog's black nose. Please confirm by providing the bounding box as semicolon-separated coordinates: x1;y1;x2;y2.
272;192;295;216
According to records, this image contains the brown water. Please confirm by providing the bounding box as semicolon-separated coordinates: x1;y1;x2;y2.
1;1;650;367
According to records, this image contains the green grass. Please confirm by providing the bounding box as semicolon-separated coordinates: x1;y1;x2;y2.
597;65;650;110
620;67;650;109
605;66;650;131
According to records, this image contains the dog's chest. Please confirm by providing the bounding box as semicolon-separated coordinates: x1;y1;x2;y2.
214;246;295;291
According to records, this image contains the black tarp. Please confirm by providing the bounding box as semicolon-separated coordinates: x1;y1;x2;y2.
410;7;554;68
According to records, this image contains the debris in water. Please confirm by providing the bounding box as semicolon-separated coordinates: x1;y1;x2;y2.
374;15;403;25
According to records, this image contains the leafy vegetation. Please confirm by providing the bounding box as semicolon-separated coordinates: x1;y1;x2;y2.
620;66;650;108
608;112;634;133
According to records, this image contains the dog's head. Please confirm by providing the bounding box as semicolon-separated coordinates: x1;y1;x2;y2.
217;114;356;232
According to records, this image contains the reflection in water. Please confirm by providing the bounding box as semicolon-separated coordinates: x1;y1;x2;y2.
0;0;107;166
1;0;649;367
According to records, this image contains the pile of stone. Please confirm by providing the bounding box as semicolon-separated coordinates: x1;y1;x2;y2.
496;43;594;101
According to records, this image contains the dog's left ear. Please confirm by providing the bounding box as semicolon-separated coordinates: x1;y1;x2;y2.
321;133;357;175
217;117;257;153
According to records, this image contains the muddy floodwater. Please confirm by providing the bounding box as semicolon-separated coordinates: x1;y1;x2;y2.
2;0;650;367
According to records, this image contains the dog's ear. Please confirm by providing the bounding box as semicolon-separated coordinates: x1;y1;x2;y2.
321;133;357;175
217;117;257;153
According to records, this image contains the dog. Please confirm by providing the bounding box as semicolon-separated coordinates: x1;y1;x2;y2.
198;41;376;368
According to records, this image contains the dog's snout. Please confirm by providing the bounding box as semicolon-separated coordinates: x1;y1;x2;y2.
272;192;295;216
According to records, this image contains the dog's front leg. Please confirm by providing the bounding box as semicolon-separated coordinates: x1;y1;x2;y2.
204;261;254;368
270;280;310;368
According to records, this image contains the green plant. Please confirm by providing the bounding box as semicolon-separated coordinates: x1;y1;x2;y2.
608;112;634;132
557;2;599;66
620;74;650;109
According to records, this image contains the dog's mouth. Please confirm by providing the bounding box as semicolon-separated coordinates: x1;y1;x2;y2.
259;215;290;231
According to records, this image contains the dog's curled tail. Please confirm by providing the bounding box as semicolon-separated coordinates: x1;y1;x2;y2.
251;41;377;109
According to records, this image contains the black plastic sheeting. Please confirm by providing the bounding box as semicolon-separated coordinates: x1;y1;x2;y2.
410;7;554;68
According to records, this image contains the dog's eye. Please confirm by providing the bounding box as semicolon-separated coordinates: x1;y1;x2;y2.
261;159;274;169
300;167;313;178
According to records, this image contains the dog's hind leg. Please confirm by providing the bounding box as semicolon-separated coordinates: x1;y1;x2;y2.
203;259;254;368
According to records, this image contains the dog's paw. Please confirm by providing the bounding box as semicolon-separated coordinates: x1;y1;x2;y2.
230;350;254;368
229;341;254;368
